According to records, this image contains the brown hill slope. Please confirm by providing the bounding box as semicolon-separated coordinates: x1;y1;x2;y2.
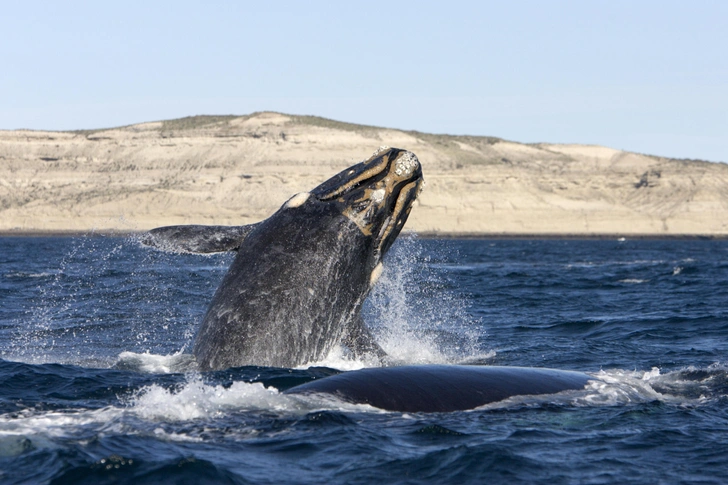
1;111;727;236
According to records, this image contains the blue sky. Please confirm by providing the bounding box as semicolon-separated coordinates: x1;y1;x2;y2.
2;1;726;162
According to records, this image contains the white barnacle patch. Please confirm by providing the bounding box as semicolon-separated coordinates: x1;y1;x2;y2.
369;262;384;286
284;192;310;209
372;146;390;157
308;288;315;296
371;188;386;203
394;152;420;177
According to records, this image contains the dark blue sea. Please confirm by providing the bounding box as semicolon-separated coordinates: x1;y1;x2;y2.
1;236;727;484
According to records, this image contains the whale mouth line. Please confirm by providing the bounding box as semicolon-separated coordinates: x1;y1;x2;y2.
315;165;386;202
374;177;421;256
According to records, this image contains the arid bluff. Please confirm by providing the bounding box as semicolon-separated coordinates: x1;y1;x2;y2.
1;112;726;236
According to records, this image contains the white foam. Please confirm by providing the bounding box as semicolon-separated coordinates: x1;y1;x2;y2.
1;364;724;447
128;375;380;420
469;365;728;411
575;366;726;407
2;271;55;279
0;407;125;439
298;345;377;371
129;378;295;420
0;375;380;447
379;324;449;365
115;351;197;373
576;368;672;406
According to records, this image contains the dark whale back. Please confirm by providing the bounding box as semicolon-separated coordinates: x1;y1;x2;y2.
193;203;372;370
285;365;594;412
143;147;424;371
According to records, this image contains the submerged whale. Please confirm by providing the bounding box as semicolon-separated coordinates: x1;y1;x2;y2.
286;365;595;412
143;147;424;370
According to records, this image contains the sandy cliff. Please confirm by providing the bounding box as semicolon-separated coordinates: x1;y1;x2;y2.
1;112;727;236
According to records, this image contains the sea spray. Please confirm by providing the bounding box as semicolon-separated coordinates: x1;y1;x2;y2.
8;235;114;364
122;234;232;355
7;235;231;366
364;235;483;364
9;234;485;370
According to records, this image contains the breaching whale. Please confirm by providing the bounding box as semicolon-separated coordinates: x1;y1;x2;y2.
285;365;595;412
143;147;424;370
141;147;593;411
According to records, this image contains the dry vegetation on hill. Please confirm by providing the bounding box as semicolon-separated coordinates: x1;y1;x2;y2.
1;112;727;236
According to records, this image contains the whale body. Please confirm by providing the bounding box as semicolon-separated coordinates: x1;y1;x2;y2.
285;365;595;412
142;147;424;370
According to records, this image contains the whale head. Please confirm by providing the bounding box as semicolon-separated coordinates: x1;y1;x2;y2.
309;146;424;261
142;147;424;259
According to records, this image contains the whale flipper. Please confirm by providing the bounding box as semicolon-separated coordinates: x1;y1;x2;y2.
141;224;259;253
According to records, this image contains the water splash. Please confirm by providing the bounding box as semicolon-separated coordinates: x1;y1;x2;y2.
576;365;728;407
473;364;728;411
300;345;381;371
128;376;388;421
114;351;197;373
129;377;295;420
364;235;483;365
7;234;484;370
8;235;122;364
7;235;230;366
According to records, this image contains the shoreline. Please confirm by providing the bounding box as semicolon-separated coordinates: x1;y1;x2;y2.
3;112;728;239
1;230;725;241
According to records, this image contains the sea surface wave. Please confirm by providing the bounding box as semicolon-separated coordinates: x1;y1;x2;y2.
1;236;727;484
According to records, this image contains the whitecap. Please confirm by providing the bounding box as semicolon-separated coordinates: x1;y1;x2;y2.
3;271;55;279
115;351;197;373
128;375;380;420
0;407;125;441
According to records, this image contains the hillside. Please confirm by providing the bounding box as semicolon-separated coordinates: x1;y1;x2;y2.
1;111;727;236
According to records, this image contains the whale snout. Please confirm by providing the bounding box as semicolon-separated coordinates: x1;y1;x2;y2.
311;146;422;203
307;146;424;259
393;150;420;178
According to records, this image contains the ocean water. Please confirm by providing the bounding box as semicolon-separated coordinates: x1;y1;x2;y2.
1;235;727;484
